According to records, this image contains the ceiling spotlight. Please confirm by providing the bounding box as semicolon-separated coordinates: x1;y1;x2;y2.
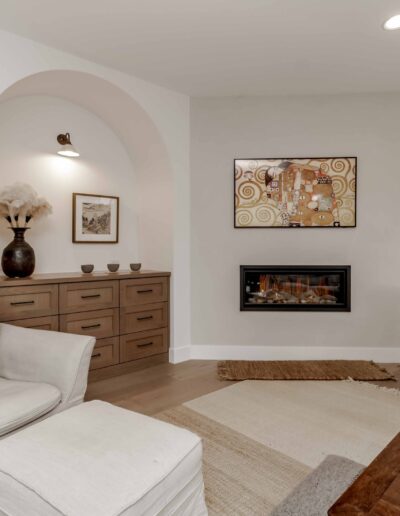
384;15;400;30
57;133;80;157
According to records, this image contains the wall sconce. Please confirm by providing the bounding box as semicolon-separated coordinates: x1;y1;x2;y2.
57;133;80;157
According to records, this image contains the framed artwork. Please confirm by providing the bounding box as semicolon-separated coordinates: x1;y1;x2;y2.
234;157;357;228
73;193;119;243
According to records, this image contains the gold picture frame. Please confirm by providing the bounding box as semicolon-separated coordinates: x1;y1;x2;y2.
234;157;357;228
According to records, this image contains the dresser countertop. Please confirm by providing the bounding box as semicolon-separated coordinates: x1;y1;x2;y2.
0;270;171;287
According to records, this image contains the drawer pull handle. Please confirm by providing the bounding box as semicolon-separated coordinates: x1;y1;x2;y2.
81;294;101;299
137;289;153;294
10;300;35;306
137;341;153;347
81;323;101;330
92;352;102;358
137;315;153;321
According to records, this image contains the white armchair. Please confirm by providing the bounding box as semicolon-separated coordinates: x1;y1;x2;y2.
0;323;95;438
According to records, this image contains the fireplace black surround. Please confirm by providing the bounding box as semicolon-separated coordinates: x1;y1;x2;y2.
240;265;351;312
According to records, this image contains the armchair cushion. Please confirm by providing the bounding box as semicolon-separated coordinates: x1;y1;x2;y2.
0;323;95;412
0;378;61;437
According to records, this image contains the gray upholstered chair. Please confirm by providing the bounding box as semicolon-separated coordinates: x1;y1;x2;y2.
0;323;95;438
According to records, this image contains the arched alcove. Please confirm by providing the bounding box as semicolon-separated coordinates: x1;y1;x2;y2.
0;69;187;357
0;70;173;271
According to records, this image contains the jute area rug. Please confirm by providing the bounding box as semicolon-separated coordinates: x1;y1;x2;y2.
157;380;400;516
217;360;394;381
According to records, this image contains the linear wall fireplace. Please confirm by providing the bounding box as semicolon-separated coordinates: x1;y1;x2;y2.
240;265;351;311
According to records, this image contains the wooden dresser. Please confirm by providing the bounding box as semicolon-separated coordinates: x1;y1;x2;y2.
0;270;170;380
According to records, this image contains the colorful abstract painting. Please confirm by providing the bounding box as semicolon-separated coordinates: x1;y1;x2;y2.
234;157;356;227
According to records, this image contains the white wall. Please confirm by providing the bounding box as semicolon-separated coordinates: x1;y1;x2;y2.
0;95;138;272
190;93;400;362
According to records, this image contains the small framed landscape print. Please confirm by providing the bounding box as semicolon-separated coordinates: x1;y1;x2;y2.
73;193;119;243
234;157;356;228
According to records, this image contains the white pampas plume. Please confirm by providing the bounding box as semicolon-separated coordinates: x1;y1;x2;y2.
0;183;37;204
17;202;32;227
29;197;52;221
0;183;51;227
8;200;25;227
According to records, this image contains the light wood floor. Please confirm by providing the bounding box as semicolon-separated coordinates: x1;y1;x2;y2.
86;361;400;416
86;360;231;415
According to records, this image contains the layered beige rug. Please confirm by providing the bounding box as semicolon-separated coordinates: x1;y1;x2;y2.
157;380;400;515
158;406;310;515
217;360;394;381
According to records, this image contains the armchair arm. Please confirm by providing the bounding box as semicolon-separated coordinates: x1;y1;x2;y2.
0;323;95;409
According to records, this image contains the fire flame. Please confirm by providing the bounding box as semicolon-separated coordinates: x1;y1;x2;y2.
258;274;330;297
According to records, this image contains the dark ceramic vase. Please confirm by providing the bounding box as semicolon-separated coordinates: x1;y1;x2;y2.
1;228;35;278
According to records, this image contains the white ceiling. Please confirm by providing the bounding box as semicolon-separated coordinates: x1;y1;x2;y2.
1;0;400;97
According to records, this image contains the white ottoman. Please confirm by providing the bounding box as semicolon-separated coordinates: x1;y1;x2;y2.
0;401;208;516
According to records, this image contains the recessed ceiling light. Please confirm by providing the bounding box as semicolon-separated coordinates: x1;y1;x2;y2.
384;14;400;30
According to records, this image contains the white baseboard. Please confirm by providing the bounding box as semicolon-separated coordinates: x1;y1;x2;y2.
169;346;192;364
173;345;400;363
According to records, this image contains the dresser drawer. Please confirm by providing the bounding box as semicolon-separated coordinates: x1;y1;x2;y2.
120;277;168;307
9;315;59;331
0;285;58;322
60;308;119;339
120;302;167;334
120;328;168;362
90;337;119;370
60;281;119;314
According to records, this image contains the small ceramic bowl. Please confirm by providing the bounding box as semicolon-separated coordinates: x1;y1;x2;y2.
107;263;120;273
130;263;142;272
81;264;94;274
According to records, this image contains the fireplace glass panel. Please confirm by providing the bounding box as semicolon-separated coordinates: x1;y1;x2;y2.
241;266;350;311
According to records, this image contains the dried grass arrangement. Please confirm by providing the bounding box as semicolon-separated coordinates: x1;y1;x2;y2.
0;183;52;228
